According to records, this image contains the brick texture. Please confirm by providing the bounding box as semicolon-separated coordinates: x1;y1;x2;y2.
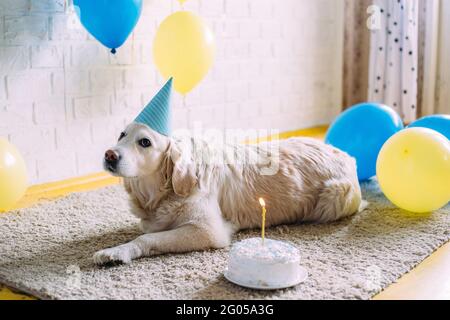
0;0;343;184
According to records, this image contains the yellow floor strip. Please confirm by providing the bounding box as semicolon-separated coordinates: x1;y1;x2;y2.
373;241;450;300
245;125;328;144
1;125;449;300
10;173;121;211
0;286;35;300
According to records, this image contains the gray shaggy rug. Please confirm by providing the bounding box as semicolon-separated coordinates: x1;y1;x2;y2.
0;181;449;300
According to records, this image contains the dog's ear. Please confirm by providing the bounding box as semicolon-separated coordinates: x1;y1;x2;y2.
164;142;197;197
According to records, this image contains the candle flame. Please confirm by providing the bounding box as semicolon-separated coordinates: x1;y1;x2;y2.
259;197;265;207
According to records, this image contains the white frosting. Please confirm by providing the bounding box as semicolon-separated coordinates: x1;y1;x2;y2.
226;238;301;288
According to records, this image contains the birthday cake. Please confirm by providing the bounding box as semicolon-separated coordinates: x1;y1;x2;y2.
225;237;306;289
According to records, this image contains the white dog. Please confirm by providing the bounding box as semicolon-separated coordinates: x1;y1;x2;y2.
93;123;365;264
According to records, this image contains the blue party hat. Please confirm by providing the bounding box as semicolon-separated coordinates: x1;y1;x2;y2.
135;77;173;136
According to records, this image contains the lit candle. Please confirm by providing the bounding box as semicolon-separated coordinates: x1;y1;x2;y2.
259;198;266;244
225;199;307;290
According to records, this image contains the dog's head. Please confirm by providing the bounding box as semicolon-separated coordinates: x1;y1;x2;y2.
104;122;197;196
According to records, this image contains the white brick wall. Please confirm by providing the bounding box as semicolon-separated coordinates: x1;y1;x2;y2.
0;0;344;184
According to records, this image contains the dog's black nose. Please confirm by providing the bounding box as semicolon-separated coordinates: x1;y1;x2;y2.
105;149;119;168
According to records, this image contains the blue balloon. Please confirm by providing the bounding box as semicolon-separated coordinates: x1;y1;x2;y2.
325;103;404;181
74;0;142;53
407;115;450;140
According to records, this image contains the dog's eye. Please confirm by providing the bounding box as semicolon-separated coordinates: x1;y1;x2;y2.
138;138;151;148
118;132;126;141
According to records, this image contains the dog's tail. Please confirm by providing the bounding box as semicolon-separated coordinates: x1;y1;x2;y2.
358;199;369;213
313;178;365;223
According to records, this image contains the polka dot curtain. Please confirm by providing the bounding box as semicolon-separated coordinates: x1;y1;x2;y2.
368;0;419;123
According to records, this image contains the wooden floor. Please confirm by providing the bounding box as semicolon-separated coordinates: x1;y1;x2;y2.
1;125;449;300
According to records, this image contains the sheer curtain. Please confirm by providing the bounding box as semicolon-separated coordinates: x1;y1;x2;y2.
367;0;419;123
422;0;450;115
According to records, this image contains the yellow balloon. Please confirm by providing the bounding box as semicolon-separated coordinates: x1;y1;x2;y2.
153;11;215;95
376;128;450;213
0;138;28;212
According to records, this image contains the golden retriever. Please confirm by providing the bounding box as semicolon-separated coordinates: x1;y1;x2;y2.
93;122;365;264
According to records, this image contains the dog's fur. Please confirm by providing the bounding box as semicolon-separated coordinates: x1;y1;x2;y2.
93;123;365;264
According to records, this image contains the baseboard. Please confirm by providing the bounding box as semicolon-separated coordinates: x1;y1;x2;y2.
246;125;328;143
11;173;121;211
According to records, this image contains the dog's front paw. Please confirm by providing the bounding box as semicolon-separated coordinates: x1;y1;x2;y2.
93;244;137;265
